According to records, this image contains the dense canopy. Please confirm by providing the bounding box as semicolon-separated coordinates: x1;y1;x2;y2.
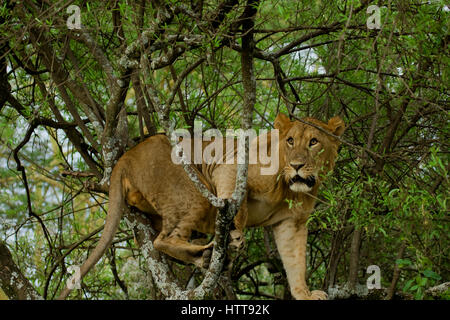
0;0;448;300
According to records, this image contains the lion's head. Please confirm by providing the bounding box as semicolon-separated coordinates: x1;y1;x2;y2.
274;113;345;193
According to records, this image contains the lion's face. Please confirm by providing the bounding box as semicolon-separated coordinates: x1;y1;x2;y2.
274;113;345;193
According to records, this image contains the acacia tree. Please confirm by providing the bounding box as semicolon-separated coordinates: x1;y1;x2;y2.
0;0;448;300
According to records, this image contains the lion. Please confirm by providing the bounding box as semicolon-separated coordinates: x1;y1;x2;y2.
58;113;345;300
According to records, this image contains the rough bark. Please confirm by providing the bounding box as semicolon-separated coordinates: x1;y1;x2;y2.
136;0;257;299
386;241;407;300
347;228;362;290
0;242;42;300
424;282;450;299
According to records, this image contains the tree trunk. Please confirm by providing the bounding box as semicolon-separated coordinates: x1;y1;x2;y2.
347;229;362;291
0;242;42;300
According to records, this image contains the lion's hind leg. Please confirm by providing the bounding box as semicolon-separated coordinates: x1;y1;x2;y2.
153;209;214;269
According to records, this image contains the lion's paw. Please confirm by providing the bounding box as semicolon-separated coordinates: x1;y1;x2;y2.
295;289;328;300
195;242;214;269
228;229;245;252
309;290;328;300
201;248;212;269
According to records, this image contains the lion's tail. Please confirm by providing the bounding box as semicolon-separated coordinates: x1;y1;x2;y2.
57;169;125;300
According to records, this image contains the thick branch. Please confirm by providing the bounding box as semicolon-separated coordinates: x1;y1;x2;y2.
0;242;42;300
141;0;257;299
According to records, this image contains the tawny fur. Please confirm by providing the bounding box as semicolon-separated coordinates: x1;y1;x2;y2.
58;113;345;300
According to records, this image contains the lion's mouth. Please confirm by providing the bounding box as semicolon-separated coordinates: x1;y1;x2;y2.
288;175;316;188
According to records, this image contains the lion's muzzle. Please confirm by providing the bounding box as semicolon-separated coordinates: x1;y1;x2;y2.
288;174;316;188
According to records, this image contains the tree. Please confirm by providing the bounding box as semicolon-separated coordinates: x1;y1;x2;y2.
0;0;448;300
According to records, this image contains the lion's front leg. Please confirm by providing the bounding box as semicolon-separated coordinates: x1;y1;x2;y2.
272;218;327;300
228;196;247;251
213;165;247;252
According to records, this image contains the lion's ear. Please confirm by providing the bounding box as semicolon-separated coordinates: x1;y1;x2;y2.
328;116;345;137
274;113;292;134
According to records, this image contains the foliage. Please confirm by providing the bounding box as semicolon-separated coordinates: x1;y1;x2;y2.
0;0;448;299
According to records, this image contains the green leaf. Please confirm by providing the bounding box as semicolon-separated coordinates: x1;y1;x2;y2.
396;258;412;267
403;279;414;291
422;270;442;281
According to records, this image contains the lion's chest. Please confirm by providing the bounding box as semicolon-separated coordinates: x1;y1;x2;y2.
246;197;290;227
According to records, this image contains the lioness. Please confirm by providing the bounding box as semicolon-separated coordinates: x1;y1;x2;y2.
58;113;345;300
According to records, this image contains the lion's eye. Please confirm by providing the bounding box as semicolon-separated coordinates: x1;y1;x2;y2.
309;138;318;146
287;137;294;145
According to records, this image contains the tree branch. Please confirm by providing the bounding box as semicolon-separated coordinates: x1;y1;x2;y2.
0;242;42;300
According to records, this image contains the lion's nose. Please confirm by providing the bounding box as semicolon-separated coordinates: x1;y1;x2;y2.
290;163;305;171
